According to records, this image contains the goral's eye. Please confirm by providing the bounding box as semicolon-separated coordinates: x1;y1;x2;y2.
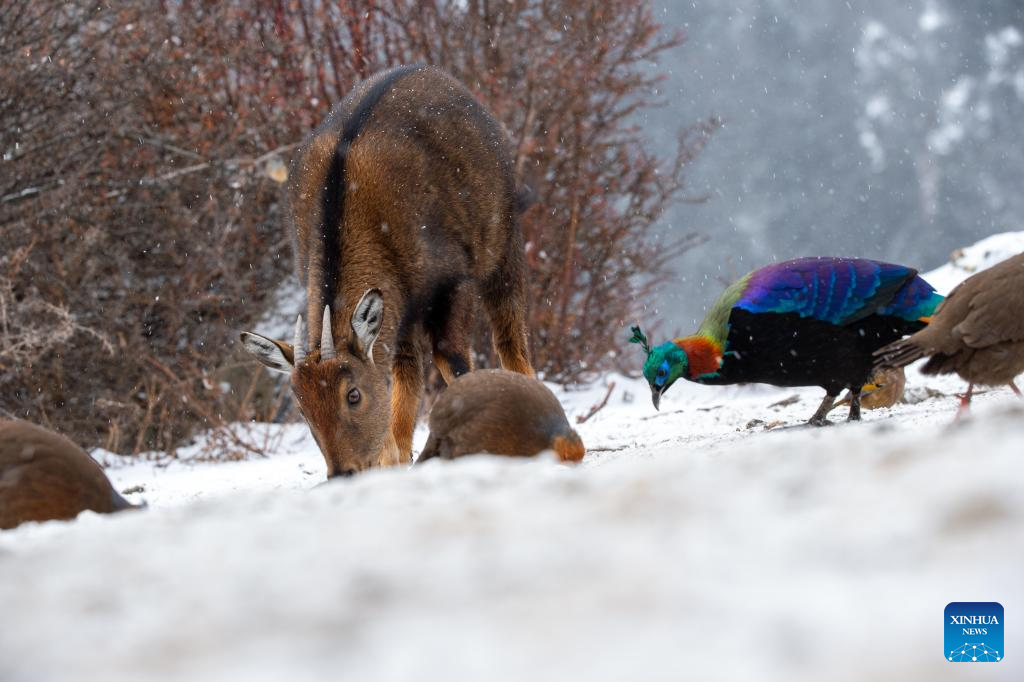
347;387;361;405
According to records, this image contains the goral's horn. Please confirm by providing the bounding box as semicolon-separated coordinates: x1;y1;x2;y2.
292;315;306;365
321;305;336;360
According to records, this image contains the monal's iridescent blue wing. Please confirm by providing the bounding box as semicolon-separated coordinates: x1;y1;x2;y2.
733;257;941;325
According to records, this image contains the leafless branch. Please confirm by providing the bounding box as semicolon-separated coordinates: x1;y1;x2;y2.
576;381;617;424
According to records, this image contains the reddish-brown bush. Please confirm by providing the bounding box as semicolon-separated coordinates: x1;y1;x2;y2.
0;0;713;456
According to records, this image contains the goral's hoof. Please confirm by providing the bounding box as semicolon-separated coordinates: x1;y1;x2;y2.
807;417;834;427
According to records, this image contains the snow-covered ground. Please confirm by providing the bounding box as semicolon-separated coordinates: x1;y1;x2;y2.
2;235;1023;681
921;230;1024;294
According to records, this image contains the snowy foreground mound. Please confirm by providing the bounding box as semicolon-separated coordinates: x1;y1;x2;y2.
3;233;1024;681
2;371;1023;682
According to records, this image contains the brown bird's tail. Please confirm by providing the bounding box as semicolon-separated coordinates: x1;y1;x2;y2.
918;352;964;376
873;338;927;373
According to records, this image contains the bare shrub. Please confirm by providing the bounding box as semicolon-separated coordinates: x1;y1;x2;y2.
0;0;712;456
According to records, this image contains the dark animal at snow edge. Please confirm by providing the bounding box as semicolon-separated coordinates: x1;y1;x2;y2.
241;65;534;478
416;369;585;464
631;257;943;425
1;419;139;530
875;251;1024;416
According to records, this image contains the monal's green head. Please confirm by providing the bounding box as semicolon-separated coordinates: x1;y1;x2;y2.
644;342;689;410
629;325;689;410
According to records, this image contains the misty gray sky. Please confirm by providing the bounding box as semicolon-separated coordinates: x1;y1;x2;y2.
641;0;1024;334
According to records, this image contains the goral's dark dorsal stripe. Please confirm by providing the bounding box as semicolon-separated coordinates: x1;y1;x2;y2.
319;64;424;317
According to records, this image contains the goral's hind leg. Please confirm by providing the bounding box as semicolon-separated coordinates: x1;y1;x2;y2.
427;281;475;385
808;392;837;426
383;336;424;466
481;248;534;377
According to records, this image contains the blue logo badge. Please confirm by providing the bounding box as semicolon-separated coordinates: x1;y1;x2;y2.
945;602;1003;662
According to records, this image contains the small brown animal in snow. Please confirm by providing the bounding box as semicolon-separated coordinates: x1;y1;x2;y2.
240;65;534;479
0;420;137;530
834;367;907;412
875;252;1024;414
416;370;585;463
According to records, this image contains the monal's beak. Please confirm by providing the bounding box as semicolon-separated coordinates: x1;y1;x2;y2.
651;386;663;411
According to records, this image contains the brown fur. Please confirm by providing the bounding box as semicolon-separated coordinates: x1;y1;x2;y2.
551;434;586;463
0;420;136;530
416;369;585;463
859;367;907;409
876;253;1024;388
242;66;533;477
835;367;907;411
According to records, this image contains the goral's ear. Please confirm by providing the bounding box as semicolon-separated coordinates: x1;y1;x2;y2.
239;331;294;374
350;288;384;363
